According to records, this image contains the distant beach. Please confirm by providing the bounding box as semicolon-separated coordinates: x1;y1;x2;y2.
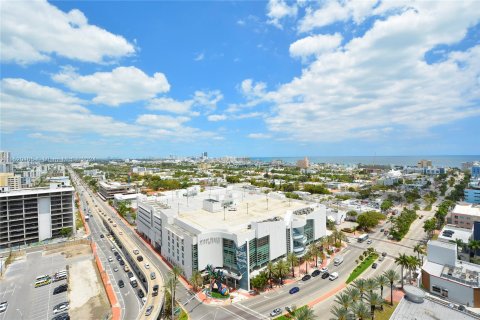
250;155;480;168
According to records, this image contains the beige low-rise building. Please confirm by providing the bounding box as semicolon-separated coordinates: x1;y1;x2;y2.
449;203;480;229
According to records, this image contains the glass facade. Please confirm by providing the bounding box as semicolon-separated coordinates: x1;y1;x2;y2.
304;219;314;244
248;235;270;271
192;244;198;272
223;238;238;272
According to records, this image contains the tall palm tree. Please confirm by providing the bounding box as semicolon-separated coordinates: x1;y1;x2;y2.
332;226;338;243
189;270;203;292
274;259;290;285
266;261;275;288
170;266;183;304
365;278;378;294
303;250;313;275
406;256;421;283
308;243;321;267
384;269;399;306
337;230;347;246
287;252;299;278
454;238;465;255
366;292;383;319
375;275;389;298
394;253;409;288
330;305;349;320
295;306;317;320
413;244;426;264
353;278;367;299
334;292;353;310
352;302;370;320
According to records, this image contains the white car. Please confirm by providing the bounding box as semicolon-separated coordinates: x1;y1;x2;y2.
320;267;328;273
53;302;69;314
367;240;373;244
108;256;113;262
144;263;150;269
270;308;282;317
113;266;119;272
329;272;339;281
0;301;7;313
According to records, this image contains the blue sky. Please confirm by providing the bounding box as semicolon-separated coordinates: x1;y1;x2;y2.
1;0;479;158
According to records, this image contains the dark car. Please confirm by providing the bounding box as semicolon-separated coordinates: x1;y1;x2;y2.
380;228;384;232
100;234;105;238
116;256;122;261
53;284;68;295
114;251;119;257
311;270;321;277
458;305;466;311
152;284;159;296
321;272;330;279
119;260;125;266
372;263;378;269
118;280;124;288
382;252;387;257
289;287;300;294
127;271;134;278
302;274;311;281
138;289;145;299
52;313;70;320
137;255;143;262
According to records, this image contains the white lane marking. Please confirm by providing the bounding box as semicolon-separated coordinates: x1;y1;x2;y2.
219;306;248;320
232;303;269;319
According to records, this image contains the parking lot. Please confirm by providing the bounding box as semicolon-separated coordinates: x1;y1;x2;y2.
0;251;69;320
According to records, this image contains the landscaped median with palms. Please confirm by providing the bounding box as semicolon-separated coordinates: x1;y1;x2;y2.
346;248;378;284
330;269;400;320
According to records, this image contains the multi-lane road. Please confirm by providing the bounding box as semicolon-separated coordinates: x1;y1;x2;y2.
70;167;446;320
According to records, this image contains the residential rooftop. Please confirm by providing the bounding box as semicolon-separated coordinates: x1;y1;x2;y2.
0;186;74;197
453;203;480;217
439;225;472;244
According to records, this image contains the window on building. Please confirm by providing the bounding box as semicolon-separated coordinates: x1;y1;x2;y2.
432;286;441;293
182;260;184;265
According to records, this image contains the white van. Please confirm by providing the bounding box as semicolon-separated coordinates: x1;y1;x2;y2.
329;272;339;281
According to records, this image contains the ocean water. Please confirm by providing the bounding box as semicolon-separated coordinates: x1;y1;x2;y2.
250;155;480;168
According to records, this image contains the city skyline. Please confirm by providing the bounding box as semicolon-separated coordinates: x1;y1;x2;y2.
1;0;480;158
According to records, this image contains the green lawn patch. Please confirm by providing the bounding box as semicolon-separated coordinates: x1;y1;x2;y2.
375;302;399;320
274;306;307;319
209;290;230;299
346;254;378;283
178;310;188;320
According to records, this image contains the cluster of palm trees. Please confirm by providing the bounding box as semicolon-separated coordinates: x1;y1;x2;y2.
394;253;422;288
455;239;480;260
164;266;183;319
330;270;399;320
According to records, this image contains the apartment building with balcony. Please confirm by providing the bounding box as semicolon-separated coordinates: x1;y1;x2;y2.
136;185;327;291
0;187;75;249
448;203;480;229
98;181;130;200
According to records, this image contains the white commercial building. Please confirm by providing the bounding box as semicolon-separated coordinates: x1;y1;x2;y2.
0;186;75;249
422;240;480;307
136;185;327;290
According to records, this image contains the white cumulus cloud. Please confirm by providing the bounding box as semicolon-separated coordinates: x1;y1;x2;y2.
207;114;227;122
290;33;342;59
267;0;298;28
1;0;135;65
247;133;271;139
53;66;170;106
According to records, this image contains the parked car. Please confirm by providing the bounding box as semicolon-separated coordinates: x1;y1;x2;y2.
0;301;7;313
311;270;321;277
372;263;378;269
150;272;156;280
119;260;125;266
118;280;124;288
302;275;311;281
100;234;104;238
285;306;294;313
289;287;300;294
380;228;384;232
138;289;145;299
366;240;373;244
270;308;282;317
321;272;330;279
53;284;68;295
320;267;328;273
152;284;159;296
52;313;70;320
137;255;143;262
145;305;154;316
382;252;387;257
108;256;113;262
127;271;134;278
113;266;119;272
458;305;466;311
53;302;69;314
144;263;150;269
329;272;339;281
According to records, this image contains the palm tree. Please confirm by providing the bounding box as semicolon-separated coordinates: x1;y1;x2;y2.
266;261;275;288
384;269;399;306
406;255;421;283
352;302;370;320
295;306;317;320
321;236;329;251
330;305;349;320
170;265;183;304
165;276;178;319
468;240;480;258
353;278;367;299
394;253;409;288
332;226;338;243
366;292;383;319
454;238;465;255
303;250;313;275
274;259;290;285
287;252;299;278
365;278;378;294
189;270;203;292
413;244;426;264
375;275;389;298
337;230;347;246
334;292;353;310
309;243;321;267
345;287;361;304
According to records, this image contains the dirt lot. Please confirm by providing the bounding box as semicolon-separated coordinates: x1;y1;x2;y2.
45;242;92;258
69;258;110;320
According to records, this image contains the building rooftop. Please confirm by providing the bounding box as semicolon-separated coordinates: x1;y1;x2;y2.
439;225;472;244
453;203;480;217
390;296;479;320
142;185;317;234
0;186;74;197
